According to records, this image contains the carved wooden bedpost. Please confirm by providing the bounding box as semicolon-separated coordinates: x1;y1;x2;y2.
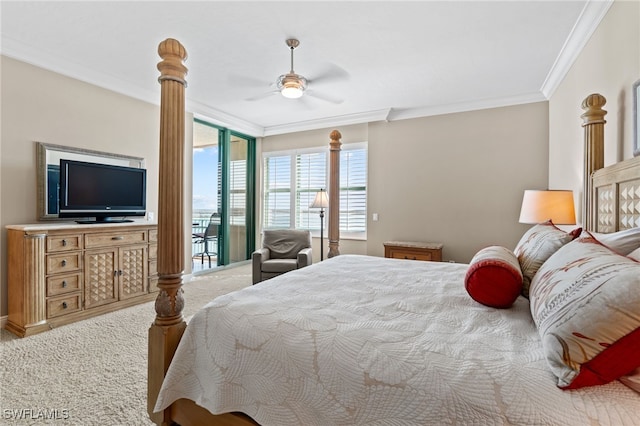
328;130;341;258
581;94;606;230
148;38;188;425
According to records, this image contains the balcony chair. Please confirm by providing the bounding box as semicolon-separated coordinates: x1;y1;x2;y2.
192;213;219;268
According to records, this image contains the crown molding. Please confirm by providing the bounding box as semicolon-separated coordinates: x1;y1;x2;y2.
388;92;547;122
540;0;613;98
262;109;392;137
189;100;265;137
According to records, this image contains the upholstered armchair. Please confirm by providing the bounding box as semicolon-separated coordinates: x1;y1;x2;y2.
252;229;313;284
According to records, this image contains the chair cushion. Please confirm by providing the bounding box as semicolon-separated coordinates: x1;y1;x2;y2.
262;229;311;259
261;259;299;273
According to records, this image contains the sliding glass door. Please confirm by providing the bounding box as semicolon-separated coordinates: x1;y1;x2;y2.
192;120;255;271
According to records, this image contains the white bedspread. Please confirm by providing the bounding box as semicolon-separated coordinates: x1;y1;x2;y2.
154;255;640;425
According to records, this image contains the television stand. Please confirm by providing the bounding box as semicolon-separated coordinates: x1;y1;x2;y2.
5;221;158;337
75;219;134;224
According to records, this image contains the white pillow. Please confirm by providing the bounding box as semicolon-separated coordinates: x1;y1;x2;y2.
592;227;640;255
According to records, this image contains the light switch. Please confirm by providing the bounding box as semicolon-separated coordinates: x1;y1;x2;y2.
372;213;379;221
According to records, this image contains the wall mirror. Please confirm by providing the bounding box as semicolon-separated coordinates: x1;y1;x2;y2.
36;142;145;220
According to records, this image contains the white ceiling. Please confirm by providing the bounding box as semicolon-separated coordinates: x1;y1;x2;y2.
1;1;611;137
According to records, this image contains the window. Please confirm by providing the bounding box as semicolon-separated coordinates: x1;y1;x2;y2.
263;155;291;228
229;158;246;225
263;143;367;238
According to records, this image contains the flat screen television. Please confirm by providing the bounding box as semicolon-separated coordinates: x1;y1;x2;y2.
59;159;147;224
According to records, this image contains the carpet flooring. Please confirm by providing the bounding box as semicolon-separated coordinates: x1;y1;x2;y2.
0;263;252;425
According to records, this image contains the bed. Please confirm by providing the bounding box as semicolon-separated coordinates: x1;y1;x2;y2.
147;39;640;425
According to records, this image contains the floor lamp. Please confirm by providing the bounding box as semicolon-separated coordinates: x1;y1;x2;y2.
310;189;329;261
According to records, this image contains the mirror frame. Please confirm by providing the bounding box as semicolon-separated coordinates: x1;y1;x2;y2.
36;142;145;220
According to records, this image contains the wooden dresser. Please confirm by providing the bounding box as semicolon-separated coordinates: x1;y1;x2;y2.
384;241;443;262
6;221;158;337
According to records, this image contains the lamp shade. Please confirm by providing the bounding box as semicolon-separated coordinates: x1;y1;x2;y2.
519;190;576;225
310;189;329;209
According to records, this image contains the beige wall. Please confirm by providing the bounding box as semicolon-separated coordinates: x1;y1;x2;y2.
261;102;550;264
549;0;640;223
0;56;194;317
368;103;549;263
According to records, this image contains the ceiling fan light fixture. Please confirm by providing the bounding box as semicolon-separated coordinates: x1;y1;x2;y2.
278;73;307;99
281;85;303;99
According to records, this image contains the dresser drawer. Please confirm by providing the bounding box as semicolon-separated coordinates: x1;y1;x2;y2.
46;252;82;275
47;273;82;296
388;249;436;261
85;231;147;249
47;234;82;253
384;241;443;262
47;293;81;318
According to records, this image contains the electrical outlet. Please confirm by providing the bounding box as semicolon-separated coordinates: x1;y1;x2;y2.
147;211;155;221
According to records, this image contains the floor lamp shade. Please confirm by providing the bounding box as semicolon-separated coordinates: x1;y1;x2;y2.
310;189;329;260
310;189;329;210
519;190;576;225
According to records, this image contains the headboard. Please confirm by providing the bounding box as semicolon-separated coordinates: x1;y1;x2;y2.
592;155;640;232
582;92;640;233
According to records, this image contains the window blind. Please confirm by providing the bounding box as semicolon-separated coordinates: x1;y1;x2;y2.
296;151;327;230
263;144;367;235
340;148;367;233
263;155;291;228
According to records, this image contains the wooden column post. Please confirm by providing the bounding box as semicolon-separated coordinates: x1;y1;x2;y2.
581;94;606;230
328;130;341;258
148;38;188;425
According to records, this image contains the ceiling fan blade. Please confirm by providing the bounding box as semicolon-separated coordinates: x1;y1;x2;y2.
307;63;350;86
244;90;279;101
305;90;344;105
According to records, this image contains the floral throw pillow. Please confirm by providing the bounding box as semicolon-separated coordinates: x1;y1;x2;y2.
529;232;640;389
513;220;580;298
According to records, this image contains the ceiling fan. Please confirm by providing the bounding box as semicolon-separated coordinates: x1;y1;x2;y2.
244;38;347;104
278;38;307;99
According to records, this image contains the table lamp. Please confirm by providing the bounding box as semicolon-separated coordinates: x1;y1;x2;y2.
519;190;576;225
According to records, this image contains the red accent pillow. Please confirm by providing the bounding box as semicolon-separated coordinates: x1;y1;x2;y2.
465;246;523;308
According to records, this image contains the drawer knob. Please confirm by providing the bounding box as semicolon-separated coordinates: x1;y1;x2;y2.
62;280;67;288
61;239;67;247
62;302;68;309
61;259;67;267
111;236;124;240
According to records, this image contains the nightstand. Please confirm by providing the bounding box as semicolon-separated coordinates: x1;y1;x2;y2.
384;241;443;262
